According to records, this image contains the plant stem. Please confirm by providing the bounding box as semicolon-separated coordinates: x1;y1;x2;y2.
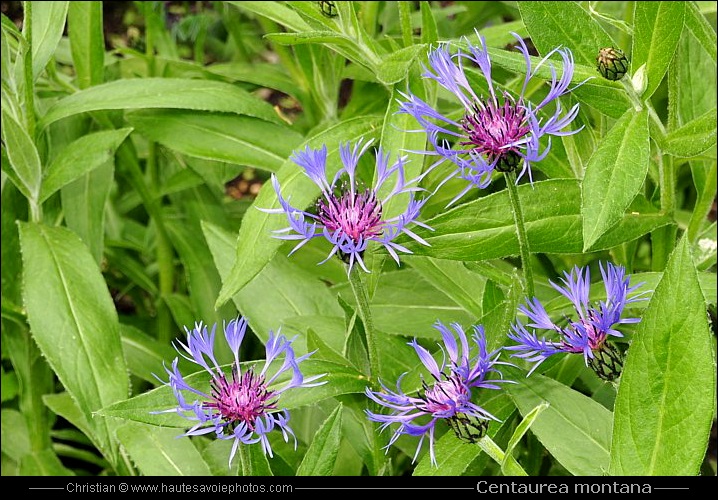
348;266;380;382
140;3;174;344
21;1;35;139
504;171;534;299
477;435;528;476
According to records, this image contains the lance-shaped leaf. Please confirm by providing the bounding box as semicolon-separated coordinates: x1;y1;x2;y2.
39;78;281;129
582;108;650;251
116;422;212;476
506;367;612;476
632;2;685;99
610;237;716;475
19;223;129;468
391;179;670;260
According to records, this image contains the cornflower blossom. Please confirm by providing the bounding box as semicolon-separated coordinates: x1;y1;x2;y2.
506;262;649;381
154;317;326;466
263;138;432;273
398;31;584;206
365;321;512;466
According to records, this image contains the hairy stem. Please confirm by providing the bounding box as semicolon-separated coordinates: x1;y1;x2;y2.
504;171;535;299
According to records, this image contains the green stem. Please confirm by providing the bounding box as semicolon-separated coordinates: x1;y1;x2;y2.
477;435;528;476
348;266;380;382
21;1;35;140
143;2;173;344
504;171;534;299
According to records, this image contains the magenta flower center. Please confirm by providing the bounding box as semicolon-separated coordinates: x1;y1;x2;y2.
204;366;277;430
418;373;470;416
461;93;530;171
317;188;383;243
562;319;608;354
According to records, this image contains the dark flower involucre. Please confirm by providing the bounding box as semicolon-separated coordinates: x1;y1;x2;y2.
399;31;584;206
263;138;432;273
365;321;512;466
154;317;326;466
506;262;650;381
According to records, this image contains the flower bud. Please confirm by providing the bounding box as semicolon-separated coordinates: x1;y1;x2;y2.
447;412;489;444
588;341;624;382
596;47;629;81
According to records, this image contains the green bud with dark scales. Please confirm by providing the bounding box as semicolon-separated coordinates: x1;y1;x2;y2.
588;341;624;382
596;47;629;81
447;413;490;444
495;150;523;173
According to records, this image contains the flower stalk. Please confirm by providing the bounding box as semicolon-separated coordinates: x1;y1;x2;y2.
504;170;535;299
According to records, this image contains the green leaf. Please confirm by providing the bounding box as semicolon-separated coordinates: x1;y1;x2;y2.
61;160;113;265
1;409;31;462
202;221;342;351
30;1;69;79
1;108;42;201
228;1;310;32
126;110;303;172
264;31;378;72
502;402;549;475
237;442;274;476
333;268;476;339
19;450;74;476
19;223;129;468
67;1;104;88
403;256;486;319
116;422;212;476
215;116;381;308
392;179;670;259
518;2;615;66
42;393;94;453
120;323;180;385
582;108;650;251
165;219;236;328
97;360;366;427
40;128;131;203
296;404;343;476
632;2;685;99
685;0;717;62
39;78;281;130
506;367;612;476
376;44;426;85
609;237;716;475
420;1;438;45
663;107;717;158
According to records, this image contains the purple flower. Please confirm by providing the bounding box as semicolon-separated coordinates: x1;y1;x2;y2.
506;262;649;380
398;31;583;206
365;321;512;466
262;138;432;273
154;317;326;466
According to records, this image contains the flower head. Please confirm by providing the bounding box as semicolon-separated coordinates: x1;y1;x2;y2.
154;317;326;466
506;262;649;381
365;321;512;466
263;138;432;273
398;31;583;206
